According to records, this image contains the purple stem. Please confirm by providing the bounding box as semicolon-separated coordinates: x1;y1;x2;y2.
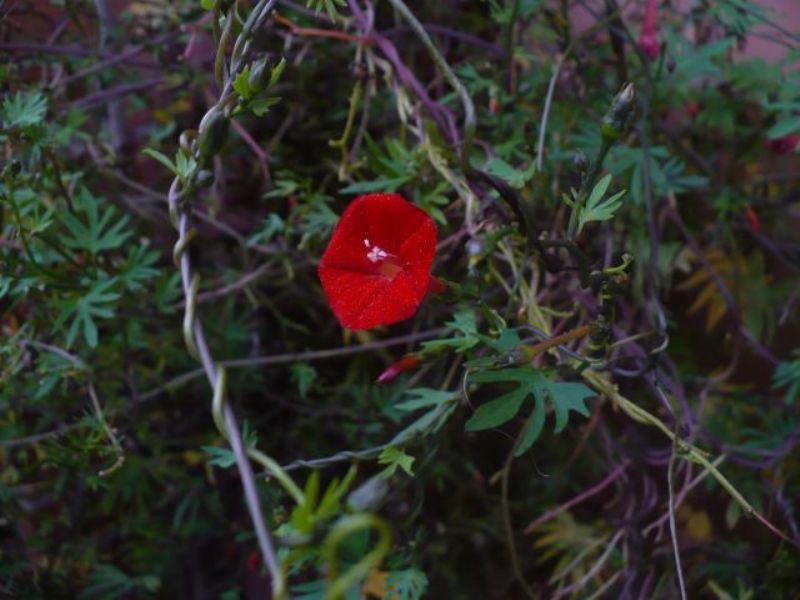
381;23;503;55
524;460;630;533
347;0;459;145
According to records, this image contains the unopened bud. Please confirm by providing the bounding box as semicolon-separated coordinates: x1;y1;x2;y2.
197;108;228;163
247;59;270;93
573;150;589;172
601;83;636;142
376;354;421;384
637;33;660;61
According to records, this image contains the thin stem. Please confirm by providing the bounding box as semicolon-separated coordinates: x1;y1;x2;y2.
384;0;475;175
524;460;629;533
536;54;563;173
667;446;688;600
499;414;538;600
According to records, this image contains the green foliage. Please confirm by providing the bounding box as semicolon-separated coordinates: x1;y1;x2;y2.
77;564;160;599
3;0;799;597
2;91;47;128
575;173;626;234
466;368;594;456
773;350;800;405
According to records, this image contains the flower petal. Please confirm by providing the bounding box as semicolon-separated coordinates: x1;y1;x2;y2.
318;194;438;330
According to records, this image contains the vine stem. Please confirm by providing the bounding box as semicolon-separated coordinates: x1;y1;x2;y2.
384;0;475;175
583;370;800;549
164;1;294;593
172;188;288;597
498;414;538;600
667;444;688;600
524;324;590;360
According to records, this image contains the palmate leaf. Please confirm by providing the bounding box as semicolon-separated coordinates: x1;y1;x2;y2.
465;367;595;456
52;278;120;348
421;309;480;353
2;91;47;128
60;189;131;256
576;174;625;235
385;568;429;600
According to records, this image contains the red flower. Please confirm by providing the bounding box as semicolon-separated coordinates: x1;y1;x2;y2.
745;206;761;234
319;194;437;331
637;0;660;61
766;135;800;154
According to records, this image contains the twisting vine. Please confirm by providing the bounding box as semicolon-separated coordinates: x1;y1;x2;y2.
165;2;393;597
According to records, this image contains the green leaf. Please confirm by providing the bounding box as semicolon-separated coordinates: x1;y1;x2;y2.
2;91;47;128
249;96;281;116
385;568;429;600
484;157;536;188
201;445;236;468
306;0;346;20
389;395;458;446
465;388;527;431
421;310;480;353
466;367;595;455
577;174;625;234
339;176;411;194
290;363;317;399
773;349;800;405
233;66;252;98
60;189;132;256
547;381;594;433
767;116;800;139
516;394;546;456
142;147;179;177
378;446;416;477
395;388;458;412
269;57;287;87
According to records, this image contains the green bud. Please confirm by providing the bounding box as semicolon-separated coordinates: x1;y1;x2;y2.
197;108;228;164
573;150;589;172
601;83;636;142
247;59;270;93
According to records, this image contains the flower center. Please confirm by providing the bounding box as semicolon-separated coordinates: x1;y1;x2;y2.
364;238;403;280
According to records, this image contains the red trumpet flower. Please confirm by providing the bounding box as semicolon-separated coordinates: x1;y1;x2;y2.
318;194;437;331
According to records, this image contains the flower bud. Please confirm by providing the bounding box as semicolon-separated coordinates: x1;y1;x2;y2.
745;206;761;234
637;32;660;61
376;354;421;384
197;108;228;163
573;150;589;173
601;83;636;142
247;59;270;93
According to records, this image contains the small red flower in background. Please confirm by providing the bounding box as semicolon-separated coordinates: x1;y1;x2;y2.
766;135;800;154
637;0;660;61
745;206;761;234
376;354;421;384
318;194;437;331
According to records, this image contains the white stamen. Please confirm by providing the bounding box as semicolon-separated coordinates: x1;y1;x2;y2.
366;245;389;263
